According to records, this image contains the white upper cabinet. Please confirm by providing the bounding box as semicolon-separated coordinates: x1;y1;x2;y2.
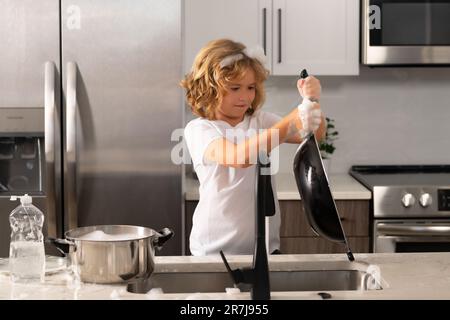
183;0;271;74
183;0;359;76
273;0;359;75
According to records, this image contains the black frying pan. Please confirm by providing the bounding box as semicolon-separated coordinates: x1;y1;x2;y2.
293;70;354;261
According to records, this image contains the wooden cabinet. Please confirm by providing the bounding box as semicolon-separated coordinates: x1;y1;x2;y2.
183;0;359;75
185;199;370;255
279;200;370;254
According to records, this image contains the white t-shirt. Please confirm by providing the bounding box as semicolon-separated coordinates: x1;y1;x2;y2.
184;110;282;256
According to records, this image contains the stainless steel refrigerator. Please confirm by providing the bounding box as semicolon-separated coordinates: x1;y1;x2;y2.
0;0;183;256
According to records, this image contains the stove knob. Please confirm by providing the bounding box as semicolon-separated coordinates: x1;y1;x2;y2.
401;193;415;208
419;193;432;208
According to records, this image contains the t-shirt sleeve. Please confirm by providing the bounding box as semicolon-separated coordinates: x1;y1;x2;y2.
259;110;283;129
184;119;223;167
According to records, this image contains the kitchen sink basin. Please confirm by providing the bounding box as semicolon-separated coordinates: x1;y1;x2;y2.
129;269;382;294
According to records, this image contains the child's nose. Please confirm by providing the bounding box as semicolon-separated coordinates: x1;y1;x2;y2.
240;94;251;102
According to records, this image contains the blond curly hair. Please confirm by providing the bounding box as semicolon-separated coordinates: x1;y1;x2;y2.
180;39;269;120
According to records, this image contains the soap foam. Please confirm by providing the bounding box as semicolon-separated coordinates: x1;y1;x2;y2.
75;230;139;241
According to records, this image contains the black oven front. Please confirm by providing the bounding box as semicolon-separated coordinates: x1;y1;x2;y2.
374;219;450;252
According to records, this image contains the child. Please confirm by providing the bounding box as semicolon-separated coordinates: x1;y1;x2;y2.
181;39;325;256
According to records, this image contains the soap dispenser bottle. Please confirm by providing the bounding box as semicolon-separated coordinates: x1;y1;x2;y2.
9;194;45;283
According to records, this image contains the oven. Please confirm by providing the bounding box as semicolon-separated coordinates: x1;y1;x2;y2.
374;219;450;252
362;0;450;65
350;165;450;253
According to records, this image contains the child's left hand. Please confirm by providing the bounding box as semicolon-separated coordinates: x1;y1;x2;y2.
298;101;322;138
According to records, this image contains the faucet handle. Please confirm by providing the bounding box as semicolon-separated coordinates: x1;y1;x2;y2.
220;250;245;285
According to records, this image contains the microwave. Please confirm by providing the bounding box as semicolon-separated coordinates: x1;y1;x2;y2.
362;0;450;66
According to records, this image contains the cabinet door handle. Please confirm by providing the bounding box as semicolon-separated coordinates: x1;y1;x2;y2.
262;8;267;55
377;223;450;236
278;8;282;63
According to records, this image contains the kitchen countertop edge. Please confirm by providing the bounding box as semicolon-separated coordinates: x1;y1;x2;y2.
185;173;372;201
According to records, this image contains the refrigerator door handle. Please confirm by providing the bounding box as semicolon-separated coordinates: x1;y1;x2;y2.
44;61;57;237
66;61;78;229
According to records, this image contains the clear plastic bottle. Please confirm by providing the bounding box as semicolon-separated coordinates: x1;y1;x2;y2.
9;194;45;283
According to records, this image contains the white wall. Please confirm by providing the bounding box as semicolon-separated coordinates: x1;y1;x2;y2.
184;66;450;174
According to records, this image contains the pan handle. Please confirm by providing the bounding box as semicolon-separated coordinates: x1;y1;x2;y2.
46;237;75;257
299;69;320;102
298;69;316;141
152;228;174;249
300;69;308;79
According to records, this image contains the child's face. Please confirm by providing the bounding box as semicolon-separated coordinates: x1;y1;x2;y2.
216;69;256;124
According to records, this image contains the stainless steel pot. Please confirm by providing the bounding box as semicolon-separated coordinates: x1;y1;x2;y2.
51;225;173;284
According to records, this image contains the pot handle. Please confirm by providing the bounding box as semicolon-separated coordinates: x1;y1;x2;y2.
46;237;75;257
153;228;174;250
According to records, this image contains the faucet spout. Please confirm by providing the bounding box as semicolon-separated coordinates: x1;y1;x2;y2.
220;153;275;300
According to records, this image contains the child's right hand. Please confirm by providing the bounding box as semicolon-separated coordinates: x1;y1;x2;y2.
297;76;321;101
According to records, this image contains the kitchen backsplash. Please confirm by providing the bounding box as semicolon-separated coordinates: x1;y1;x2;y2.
184;66;450;174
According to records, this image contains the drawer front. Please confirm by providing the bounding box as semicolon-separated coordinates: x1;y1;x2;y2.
280;237;370;254
280;200;370;237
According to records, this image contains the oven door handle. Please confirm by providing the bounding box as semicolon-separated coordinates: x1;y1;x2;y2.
377;223;450;236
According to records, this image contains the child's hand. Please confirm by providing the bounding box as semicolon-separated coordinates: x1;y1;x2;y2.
297;100;322;138
297;76;321;101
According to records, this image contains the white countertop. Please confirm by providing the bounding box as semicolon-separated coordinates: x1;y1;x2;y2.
185;173;371;201
2;252;450;300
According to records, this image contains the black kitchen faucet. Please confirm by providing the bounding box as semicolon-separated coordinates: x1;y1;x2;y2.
220;152;275;300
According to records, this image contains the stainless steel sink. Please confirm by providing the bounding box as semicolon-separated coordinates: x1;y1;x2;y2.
132;269;380;294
